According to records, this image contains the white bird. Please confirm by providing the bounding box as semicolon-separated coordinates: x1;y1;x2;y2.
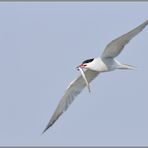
43;20;148;133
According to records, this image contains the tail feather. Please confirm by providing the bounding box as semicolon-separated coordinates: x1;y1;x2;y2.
123;64;136;70
118;64;136;70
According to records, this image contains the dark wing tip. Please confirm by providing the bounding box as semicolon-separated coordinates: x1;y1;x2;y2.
42;112;62;134
42;122;53;135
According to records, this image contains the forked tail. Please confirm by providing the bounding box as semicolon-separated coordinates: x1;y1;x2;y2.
119;64;136;70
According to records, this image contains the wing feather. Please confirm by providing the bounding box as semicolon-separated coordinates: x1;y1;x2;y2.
101;20;148;58
43;69;99;133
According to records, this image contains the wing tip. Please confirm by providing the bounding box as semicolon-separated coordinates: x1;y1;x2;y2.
42;122;53;135
141;20;148;29
143;20;148;26
42;114;61;134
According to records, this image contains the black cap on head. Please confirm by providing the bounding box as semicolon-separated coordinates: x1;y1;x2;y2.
82;58;94;64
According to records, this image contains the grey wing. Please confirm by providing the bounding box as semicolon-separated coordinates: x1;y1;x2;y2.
101;20;148;58
42;69;99;133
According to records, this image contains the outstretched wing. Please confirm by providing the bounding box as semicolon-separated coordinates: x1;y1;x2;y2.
101;20;148;58
43;69;99;133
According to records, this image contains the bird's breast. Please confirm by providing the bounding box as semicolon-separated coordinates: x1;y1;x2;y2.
88;58;109;72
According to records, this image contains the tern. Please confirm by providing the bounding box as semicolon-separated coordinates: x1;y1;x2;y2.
43;20;148;133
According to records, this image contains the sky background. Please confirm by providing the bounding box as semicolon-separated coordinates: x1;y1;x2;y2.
0;2;148;146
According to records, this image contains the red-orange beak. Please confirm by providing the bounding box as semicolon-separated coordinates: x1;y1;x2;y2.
79;64;86;68
76;64;86;70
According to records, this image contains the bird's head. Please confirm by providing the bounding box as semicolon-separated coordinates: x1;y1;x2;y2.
77;58;94;70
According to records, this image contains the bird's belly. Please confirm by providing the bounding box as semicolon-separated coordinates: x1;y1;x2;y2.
93;63;109;72
88;58;110;72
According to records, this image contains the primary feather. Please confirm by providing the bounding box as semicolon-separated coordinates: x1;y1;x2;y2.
42;69;99;133
43;20;148;133
101;20;148;58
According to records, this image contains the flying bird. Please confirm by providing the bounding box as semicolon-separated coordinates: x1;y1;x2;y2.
43;20;148;133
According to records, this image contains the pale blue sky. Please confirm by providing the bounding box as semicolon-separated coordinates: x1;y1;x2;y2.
0;2;148;146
